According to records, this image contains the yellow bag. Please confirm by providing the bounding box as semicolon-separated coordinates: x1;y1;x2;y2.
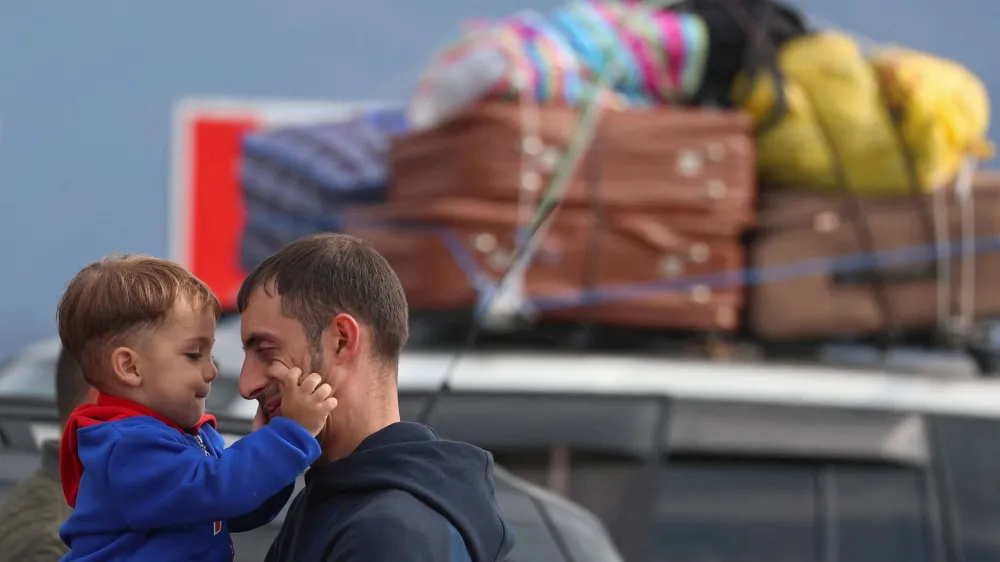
872;46;994;189
735;31;993;195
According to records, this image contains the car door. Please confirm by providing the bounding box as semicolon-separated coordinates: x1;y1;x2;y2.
930;414;1000;562
648;400;941;562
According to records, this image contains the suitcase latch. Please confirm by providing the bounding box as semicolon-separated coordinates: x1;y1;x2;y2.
676;149;704;177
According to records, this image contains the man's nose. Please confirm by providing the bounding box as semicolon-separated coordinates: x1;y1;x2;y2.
238;360;267;400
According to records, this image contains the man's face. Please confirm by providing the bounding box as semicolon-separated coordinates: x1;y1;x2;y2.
238;289;316;418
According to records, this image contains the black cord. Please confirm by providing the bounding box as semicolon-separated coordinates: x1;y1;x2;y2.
414;305;488;424
885;105;951;347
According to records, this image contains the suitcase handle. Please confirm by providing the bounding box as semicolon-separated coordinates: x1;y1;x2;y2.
797;67;945;347
832;261;937;287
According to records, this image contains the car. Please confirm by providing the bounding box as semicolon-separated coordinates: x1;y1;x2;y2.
0;394;623;562
7;330;1000;562
0;320;248;417
0;330;623;562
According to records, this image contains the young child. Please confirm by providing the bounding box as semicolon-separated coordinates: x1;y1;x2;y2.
56;254;337;561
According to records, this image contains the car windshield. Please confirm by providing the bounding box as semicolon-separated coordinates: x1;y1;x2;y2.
0;339;61;398
0;319;450;418
0;336;242;414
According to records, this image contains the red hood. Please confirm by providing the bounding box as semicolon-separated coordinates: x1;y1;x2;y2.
60;393;216;507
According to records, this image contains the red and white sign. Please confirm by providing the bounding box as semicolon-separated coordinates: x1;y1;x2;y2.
169;98;399;310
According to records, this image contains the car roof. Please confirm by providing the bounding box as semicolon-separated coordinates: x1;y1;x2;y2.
7;321;1000;421
214;321;1000;420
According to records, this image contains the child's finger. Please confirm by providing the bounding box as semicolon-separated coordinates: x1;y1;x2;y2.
313;383;333;400
299;373;322;394
280;366;303;388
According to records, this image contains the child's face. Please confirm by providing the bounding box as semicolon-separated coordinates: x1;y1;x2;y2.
132;297;219;429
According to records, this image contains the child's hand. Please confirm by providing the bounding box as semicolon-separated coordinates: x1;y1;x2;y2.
278;367;338;436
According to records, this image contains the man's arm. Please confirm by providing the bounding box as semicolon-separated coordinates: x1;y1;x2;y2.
326;509;471;562
227;482;296;533
108;417;320;530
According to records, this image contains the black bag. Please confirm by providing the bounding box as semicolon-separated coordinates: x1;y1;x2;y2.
663;0;808;111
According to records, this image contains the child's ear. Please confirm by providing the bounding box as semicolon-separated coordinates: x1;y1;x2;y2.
110;347;142;387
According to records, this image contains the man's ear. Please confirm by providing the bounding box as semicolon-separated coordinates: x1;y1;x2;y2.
328;313;361;365
110;347;142;387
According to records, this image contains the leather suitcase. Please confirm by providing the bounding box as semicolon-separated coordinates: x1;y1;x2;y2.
749;171;1000;340
388;103;757;228
348;199;746;332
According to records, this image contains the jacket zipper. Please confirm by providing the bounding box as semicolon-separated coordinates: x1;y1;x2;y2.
193;432;226;554
193;434;210;456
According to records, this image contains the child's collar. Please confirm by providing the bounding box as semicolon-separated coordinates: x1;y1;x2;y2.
95;392;217;433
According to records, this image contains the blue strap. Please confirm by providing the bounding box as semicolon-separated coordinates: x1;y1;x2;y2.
244;210;1000;314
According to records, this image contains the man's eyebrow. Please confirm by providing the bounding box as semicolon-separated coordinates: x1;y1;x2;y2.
243;333;275;349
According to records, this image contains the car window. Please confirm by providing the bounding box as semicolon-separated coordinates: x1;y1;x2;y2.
833;465;930;562
648;459;933;562
0;339;241;417
0;343;59;398
206;376;240;414
651;460;819;562
492;447;644;553
933;416;1000;562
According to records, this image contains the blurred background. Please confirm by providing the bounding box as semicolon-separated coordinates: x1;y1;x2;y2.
1;0;998;358
3;1;1000;561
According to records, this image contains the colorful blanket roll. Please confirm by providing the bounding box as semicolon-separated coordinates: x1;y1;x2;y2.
412;0;709;110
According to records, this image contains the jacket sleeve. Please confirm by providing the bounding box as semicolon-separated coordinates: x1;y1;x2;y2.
326;510;471;562
227;482;296;533
107;417;320;530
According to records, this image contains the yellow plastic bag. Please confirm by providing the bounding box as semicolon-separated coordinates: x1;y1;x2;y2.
735;31;993;195
872;46;994;189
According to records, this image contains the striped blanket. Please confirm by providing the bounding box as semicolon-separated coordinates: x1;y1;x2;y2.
412;0;708;116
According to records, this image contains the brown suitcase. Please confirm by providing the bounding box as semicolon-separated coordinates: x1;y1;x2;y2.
348;199;746;332
388;103;758;228
750;172;1000;340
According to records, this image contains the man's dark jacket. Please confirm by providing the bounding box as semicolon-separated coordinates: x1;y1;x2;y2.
266;422;516;561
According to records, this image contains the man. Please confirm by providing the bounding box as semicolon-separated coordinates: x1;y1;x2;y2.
0;347;95;562
237;233;515;562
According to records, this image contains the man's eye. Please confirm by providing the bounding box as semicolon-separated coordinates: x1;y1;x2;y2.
185;352;203;360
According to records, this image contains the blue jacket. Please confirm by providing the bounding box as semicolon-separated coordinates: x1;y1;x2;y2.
59;394;320;561
265;421;515;562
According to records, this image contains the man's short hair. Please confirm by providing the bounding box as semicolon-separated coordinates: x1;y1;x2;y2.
236;234;409;367
55;346;89;422
57;254;222;384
